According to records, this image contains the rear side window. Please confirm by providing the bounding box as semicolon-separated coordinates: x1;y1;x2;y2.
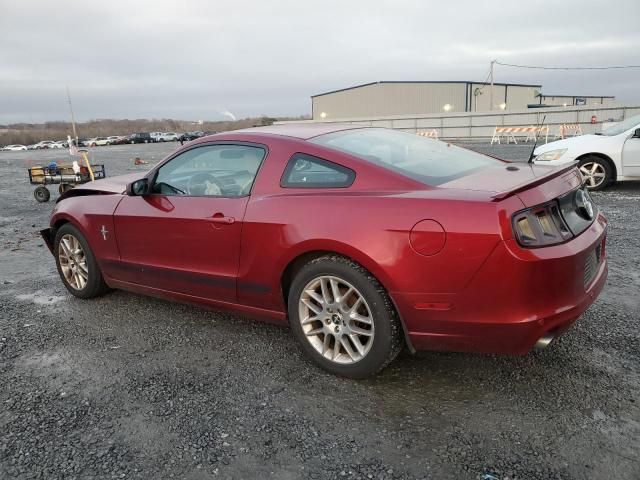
310;128;499;186
281;153;355;188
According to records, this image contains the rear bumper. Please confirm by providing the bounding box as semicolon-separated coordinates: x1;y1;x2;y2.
395;213;608;355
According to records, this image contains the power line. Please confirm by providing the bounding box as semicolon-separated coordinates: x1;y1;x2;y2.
495;61;640;71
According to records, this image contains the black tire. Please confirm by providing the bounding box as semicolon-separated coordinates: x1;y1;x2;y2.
34;186;50;203
578;155;613;191
54;223;110;299
58;183;73;194
287;255;403;378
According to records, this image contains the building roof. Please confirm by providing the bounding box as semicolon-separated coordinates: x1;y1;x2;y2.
537;93;615;98
312;80;542;98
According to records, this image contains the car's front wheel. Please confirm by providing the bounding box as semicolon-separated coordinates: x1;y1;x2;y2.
578;156;612;190
54;224;110;299
288;255;403;378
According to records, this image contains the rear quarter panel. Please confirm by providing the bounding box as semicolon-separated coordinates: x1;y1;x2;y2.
238;192;515;312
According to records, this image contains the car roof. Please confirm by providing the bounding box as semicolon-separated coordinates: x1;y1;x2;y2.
232;123;371;140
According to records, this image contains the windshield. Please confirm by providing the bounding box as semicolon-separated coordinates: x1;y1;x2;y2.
310;128;499;186
601;114;640;136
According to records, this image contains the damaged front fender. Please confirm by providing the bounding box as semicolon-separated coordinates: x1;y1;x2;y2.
41;228;54;254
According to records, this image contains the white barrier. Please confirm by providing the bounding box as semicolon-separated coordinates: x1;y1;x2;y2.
416;129;438;139
490;126;549;145
555;124;583;139
525;126;549;143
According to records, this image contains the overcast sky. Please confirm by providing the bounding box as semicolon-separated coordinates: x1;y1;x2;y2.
1;0;639;123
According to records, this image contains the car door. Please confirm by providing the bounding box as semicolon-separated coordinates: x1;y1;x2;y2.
621;129;640;177
112;143;266;302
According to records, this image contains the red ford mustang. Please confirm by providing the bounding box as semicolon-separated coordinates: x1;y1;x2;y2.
42;124;608;378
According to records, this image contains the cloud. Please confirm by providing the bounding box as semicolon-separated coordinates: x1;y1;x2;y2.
1;0;638;122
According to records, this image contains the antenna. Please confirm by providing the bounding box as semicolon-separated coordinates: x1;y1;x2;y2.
489;59;495;111
528;114;546;164
66;86;78;144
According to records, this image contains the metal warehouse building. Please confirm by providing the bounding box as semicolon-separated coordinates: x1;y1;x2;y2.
311;81;616;120
311;81;542;120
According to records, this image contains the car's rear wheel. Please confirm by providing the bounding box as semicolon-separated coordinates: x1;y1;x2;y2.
54;224;110;299
578;156;612;190
288;255;403;378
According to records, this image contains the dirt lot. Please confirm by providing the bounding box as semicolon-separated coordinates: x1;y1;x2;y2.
1;142;639;480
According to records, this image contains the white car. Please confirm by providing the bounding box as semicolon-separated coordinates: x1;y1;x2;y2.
157;132;179;142
1;144;27;151
49;140;67;149
533;114;640;190
87;137;109;147
33;140;56;149
149;131;163;142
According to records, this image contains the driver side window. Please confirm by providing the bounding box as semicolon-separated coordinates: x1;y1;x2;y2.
152;144;265;197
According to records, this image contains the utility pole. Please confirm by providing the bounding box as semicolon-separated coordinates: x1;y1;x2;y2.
489;59;495;111
66;86;78;143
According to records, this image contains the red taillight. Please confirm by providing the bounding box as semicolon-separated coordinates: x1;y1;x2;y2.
512;201;572;248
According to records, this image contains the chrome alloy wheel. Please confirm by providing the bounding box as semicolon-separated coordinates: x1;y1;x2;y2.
58;234;89;290
579;162;606;189
298;275;374;364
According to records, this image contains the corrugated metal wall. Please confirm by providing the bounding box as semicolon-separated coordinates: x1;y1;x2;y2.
312;82;541;120
313;83;466;119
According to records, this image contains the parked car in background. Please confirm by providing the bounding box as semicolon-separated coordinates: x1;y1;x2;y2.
33;140;56;149
50;140;68;149
129;132;153;144
113;135;130;145
150;132;163;143
87;137;109;147
179;131;205;142
42;124;607;378
106;136;121;145
534;114;640;190
1;144;28;151
157;132;179;142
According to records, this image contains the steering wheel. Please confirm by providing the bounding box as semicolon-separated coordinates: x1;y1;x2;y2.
187;172;223;196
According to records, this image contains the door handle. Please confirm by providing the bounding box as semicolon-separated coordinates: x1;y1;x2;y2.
208;213;235;225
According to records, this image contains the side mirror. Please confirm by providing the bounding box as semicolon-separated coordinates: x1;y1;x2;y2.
127;178;149;196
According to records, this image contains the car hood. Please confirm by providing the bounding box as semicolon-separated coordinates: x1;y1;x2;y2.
533;134;616;155
57;172;146;202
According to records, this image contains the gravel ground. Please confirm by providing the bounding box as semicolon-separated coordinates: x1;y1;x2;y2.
0;142;639;480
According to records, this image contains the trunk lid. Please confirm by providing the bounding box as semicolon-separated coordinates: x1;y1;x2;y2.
439;163;582;207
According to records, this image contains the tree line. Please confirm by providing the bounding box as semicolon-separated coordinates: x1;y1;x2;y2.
0;115;309;145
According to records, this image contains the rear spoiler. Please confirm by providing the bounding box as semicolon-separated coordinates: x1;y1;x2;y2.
490;163;579;201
